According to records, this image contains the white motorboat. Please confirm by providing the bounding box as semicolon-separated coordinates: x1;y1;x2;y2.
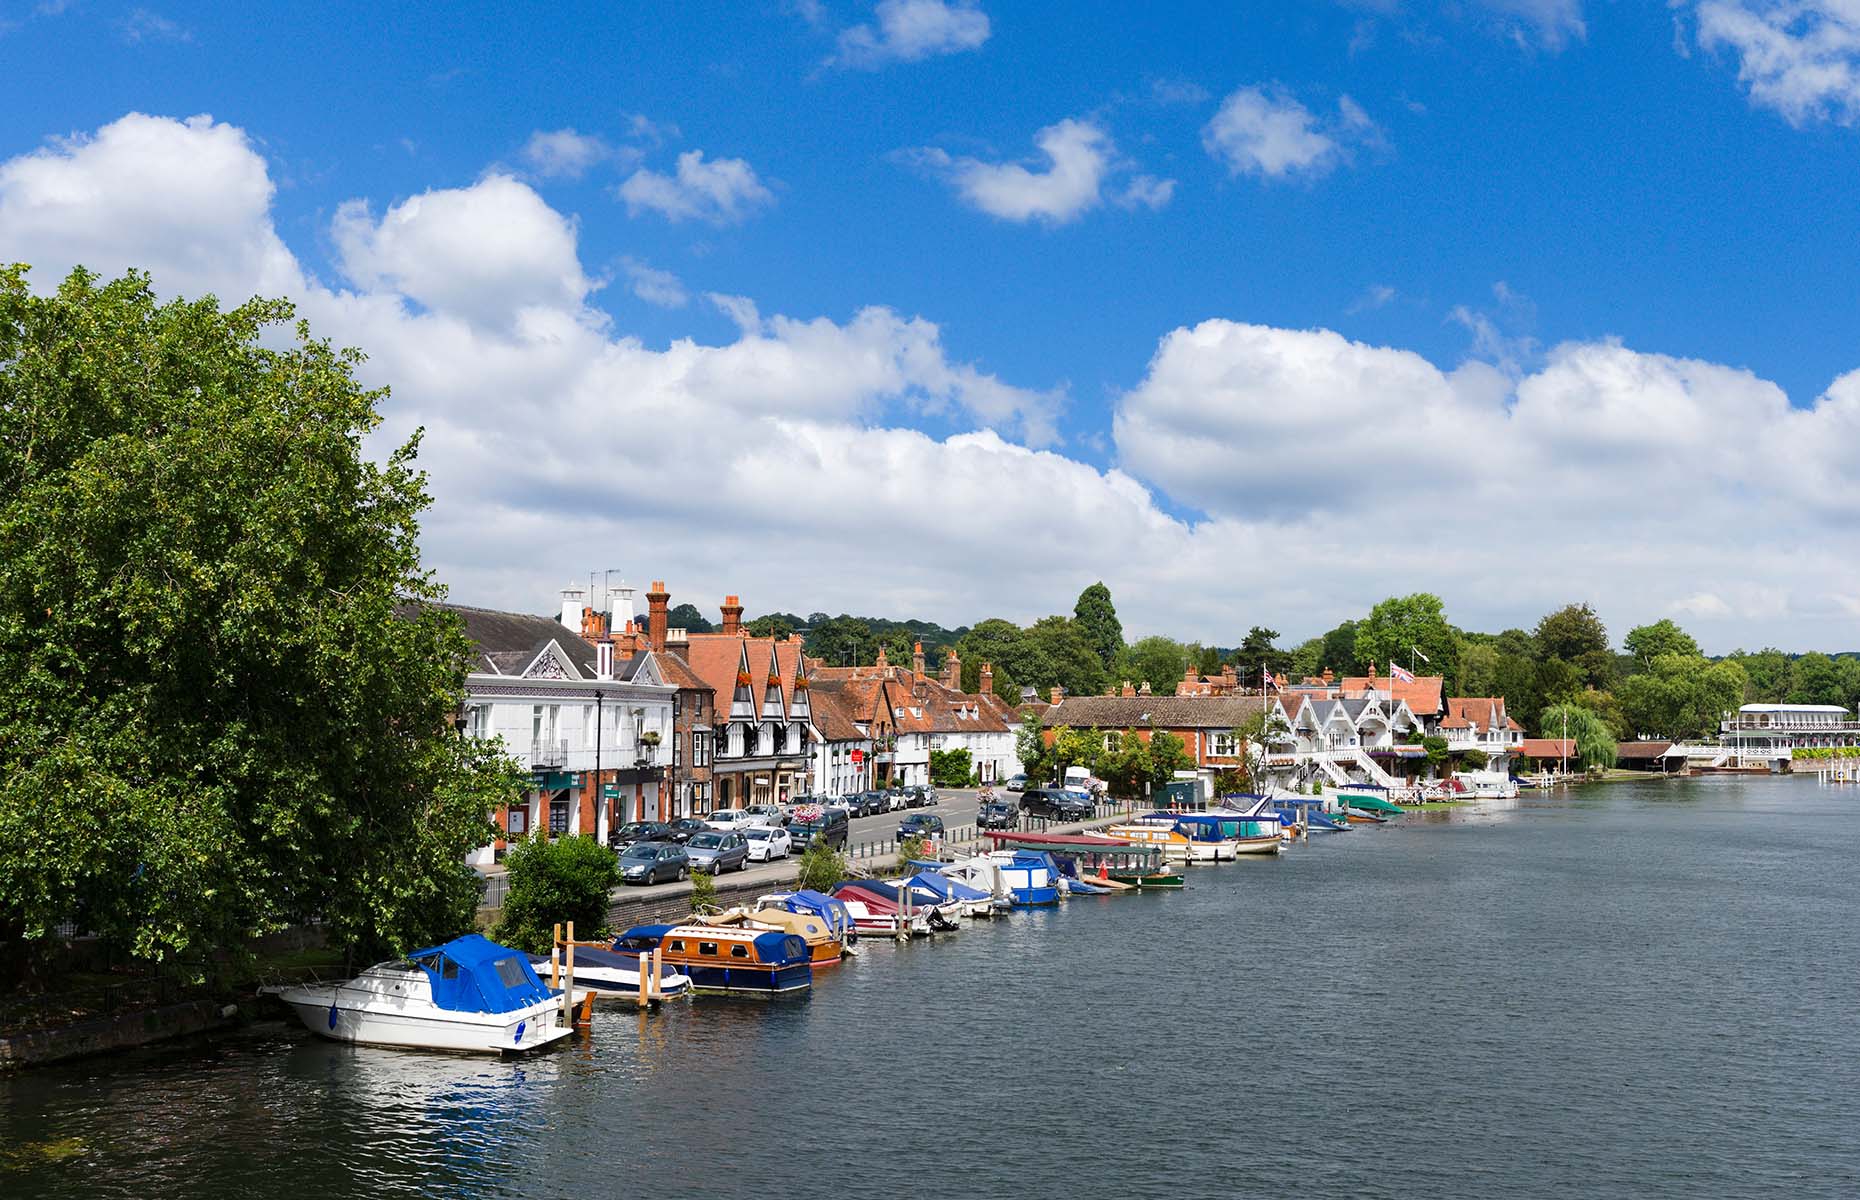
268;934;586;1055
526;947;691;999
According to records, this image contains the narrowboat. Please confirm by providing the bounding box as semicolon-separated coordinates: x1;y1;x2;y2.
526;945;692;999
613;924;813;994
1102;821;1197;862
268;934;584;1055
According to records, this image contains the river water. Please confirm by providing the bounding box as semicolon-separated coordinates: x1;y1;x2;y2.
5;775;1859;1199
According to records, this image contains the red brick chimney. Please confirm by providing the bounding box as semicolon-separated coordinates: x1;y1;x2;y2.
943;647;961;690
612;619;640;656
1322;667;1334;685
1121;680;1136;697
980;662;993;695
912;640;925;682
875;644;889;671
720;594;743;637
646;580;669;653
1049;686;1064;706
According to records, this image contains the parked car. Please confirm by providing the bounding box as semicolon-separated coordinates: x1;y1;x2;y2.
663;817;713;844
1019;788;1094;822
977;800;1018;830
743;804;788;827
611;820;673;849
883;789;909;813
706;808;757;831
847;791;885;817
895;813;946;843
685;831;750;873
618;841;689;885
907;785;938;808
743;825;793;862
789;806;850;851
1003;774;1029;792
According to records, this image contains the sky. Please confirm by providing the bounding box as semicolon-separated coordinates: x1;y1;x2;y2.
2;1;1860;653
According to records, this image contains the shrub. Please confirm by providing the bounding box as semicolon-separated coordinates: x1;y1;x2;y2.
491;834;621;954
688;868;717;912
895;834;930;876
797;841;847;893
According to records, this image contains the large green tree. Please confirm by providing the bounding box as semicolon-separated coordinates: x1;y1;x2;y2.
1355;594;1459;686
1623;619;1701;669
1538;702;1618;769
1534;602;1616;691
1116;635;1190;697
1026;615;1109;698
1072;582;1124;672
1619;655;1746;740
0;267;511;979
666;602;714;633
1231;626;1291;685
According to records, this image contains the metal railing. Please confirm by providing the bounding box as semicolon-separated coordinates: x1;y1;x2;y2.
529;738;569;767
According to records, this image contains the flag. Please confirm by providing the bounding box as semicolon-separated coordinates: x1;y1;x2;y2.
1391;664;1415;684
1412;647;1430;664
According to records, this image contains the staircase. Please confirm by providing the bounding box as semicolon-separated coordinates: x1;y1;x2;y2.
1349;749;1400;788
1317;755;1354;788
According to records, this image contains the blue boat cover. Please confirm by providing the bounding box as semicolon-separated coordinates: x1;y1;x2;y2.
900;870;990;904
763;890;855;940
406;933;552;1014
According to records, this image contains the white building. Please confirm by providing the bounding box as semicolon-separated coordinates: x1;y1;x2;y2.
1720;703;1860;766
446;602;676;866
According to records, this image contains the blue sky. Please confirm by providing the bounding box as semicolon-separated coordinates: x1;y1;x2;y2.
3;1;1859;650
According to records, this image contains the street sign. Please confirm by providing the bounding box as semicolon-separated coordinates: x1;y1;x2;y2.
602;784;619;799
851;749;864;764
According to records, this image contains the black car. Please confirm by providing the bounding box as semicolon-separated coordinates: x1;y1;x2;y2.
662;818;712;844
906;785;938;808
1019;788;1093;822
896;813;946;843
611;820;674;849
976;800;1018;830
789;807;850;851
849;790;886;817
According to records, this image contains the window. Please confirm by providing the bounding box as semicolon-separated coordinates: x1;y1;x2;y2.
549;796;569;834
670;940;686;952
730;944;749;959
698;942;719;957
1212;733;1240;757
441;958;460;980
490;957;529;989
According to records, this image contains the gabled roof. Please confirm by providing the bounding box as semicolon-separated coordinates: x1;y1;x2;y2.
1445;697;1521;734
1614;740;1673;761
806;685;867;742
436;602;602;677
1042;694;1268;730
1519;738;1577;759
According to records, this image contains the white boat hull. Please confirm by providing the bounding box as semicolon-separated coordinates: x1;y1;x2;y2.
275;983;579;1055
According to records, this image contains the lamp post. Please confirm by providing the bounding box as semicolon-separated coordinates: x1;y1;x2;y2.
593;688;604;842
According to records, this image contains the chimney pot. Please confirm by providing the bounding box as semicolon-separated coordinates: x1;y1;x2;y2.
1050;685;1064;706
720;594;744;637
1139;681;1151;695
645;580;670;654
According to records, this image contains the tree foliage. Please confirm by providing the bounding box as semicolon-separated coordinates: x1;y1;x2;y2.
797;840;847;892
1231;626;1291;684
491;835;622;955
666;602;714;634
1355;595;1458;688
1534;602;1615;691
1618;655;1746;740
1538;703;1617;769
1146;730;1192;788
0;268;511;977
928;748;973;788
1015;713;1049;778
1094;731;1152;798
1623;619;1700;668
1073;582;1124;671
1116;635;1189;697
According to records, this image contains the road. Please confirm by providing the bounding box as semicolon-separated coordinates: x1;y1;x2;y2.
606;787;999;904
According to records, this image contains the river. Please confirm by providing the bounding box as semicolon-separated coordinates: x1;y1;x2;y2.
5;774;1859;1198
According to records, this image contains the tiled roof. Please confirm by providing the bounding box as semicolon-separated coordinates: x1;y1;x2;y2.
1518;738;1576;759
1445;697;1514;735
1042;694;1268;730
654;651;711;694
1614;740;1673;761
1341;675;1444;715
806;685;866;742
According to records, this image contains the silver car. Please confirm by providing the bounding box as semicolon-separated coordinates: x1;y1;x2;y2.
685;830;750;873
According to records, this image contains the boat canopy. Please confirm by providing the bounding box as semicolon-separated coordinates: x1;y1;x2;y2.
405;934;553;1014
760;890;856;941
1144;811;1284;839
900;869;991;904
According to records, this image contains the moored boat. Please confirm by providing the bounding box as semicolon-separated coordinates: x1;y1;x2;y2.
987;832;1184;889
525;945;692;999
983;849;1063;905
828;881;943;935
613;924;813;994
269;934;582;1055
692;905;848;965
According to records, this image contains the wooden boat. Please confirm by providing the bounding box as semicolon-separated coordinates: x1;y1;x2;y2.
268;934;585;1055
1103;822;1197;862
613;924;813;994
692;906;847;965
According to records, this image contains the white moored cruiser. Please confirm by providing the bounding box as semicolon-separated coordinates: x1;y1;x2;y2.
268;934;584;1055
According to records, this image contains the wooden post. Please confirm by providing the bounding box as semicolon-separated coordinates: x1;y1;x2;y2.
652;947;664;1002
636;944;649;1009
550;923;561;988
563;921;576;1026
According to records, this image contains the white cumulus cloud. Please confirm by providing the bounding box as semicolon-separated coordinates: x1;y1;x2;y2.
618;150;775;225
908;118;1120;224
1202;86;1376;180
1694;1;1860;124
8;111;1860;653
621;257;688;309
520;128;627;180
832;0;991;69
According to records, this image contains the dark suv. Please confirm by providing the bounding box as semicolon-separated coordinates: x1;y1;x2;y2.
1019;788;1093;822
848;791;886;817
789;807;850;851
896;813;946;843
977;800;1018;830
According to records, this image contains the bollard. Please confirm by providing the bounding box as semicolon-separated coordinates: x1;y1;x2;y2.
562;921;576;1027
